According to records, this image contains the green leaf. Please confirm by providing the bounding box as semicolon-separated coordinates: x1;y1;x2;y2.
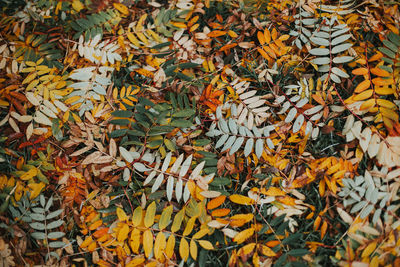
48;231;65;239
47;209;63;220
172;109;196;117
48;241;65;248
311;57;330;65
309;48;329;56
178;62;200;69
30;213;46;221
332;43;352;54
30;222;46;231
288;249;309;257
112;110;134;117
31;232;46;240
47;220;64;230
170;119;193;128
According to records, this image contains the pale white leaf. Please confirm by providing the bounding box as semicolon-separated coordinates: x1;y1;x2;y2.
151;173;164;193
119;147;133;163
179;155;192;177
166;176;174;201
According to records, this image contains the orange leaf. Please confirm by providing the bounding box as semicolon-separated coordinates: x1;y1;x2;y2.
207;195;226;210
89;219;103;231
211;208;230;217
220;43;237;52
257;31;265;45
271;28;278;41
257;47;272;61
370;67;390;77
352;68;369;75
264;28;271;44
354;80;371;93
208;30;227;38
320;220;328;239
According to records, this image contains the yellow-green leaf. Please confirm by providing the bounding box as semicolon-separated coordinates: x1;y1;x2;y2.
144;201;156;228
171;208;185;233
182;217;196;236
132;206;143;227
159;205;173;231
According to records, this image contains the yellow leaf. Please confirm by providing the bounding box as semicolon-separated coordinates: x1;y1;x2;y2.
20;168;38;180
171;208;185;233
117;223;130;242
136;14;148;32
370;255;379;267
354;80;371;93
154;232;166;260
361;242;376;258
159;205;173;230
263;187;286;196
353;89;373;101
80;236;93;248
259;244;277;256
113;3;129;15
183;217;196;236
132;206;143;227
72;0;84;12
192;228;209;240
233;228;255;244
28;182;45;200
144;201;156;228
165;234;175;259
117;207;128;222
229;194;255;205
129;228;141;253
381;107;399;121
179;237;189;261
143;230;153;258
198;240;214;250
22;73;37;85
375;86;395;95
190;239;198;260
241;243;256;255
26;79;39;91
230;213;254;224
127;33;140;47
376;99;396;109
360;99;376;111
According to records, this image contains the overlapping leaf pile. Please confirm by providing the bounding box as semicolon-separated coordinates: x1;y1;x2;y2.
0;0;400;266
